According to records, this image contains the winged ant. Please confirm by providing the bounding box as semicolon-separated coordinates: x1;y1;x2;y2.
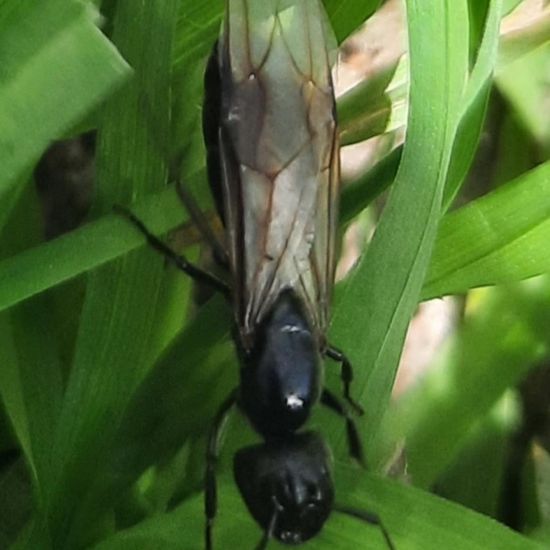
117;1;396;548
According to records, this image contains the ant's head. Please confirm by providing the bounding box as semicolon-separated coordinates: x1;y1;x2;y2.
234;431;334;544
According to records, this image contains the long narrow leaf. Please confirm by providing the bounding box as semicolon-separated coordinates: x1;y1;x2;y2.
0;185;188;314
381;278;550;488
329;0;469;456
0;0;129;207
97;297;234;510
38;3;180;548
323;0;382;43
423;161;550;300
0;299;63;500
443;0;503;208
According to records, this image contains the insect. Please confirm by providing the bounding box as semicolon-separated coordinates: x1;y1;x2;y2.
118;1;395;548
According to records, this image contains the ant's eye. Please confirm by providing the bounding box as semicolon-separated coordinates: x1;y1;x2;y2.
307;482;322;502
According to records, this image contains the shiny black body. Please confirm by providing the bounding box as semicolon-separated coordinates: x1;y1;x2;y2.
238;290;323;437
234;432;333;544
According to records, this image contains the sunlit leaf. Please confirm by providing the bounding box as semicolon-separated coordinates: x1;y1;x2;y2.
330;0;470;457
424;161;550;300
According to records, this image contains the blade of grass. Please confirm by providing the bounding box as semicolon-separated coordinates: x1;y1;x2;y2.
0;171;32;236
338;56;408;147
323;0;382;43
443;0;503;208
0;181;63;511
380;278;550;488
173;0;223;68
434;393;520;518
0;184;191;314
91;297;234;515
36;2;180;548
0;459;33;548
423;161;550;300
336;0;505;214
0;298;63;500
0;0;129;210
0;314;34;476
340;146;403;225
468;0;491;67
329;0;470;457
171;0;226;177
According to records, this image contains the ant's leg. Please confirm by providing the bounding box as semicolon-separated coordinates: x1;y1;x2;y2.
334;505;396;550
205;390;238;550
175;181;229;268
253;498;280;550
115;205;230;298
321;389;365;467
325;345;364;416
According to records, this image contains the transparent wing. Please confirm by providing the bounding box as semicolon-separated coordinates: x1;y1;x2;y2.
217;0;340;342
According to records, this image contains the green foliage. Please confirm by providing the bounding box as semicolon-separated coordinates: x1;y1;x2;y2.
0;0;129;223
0;0;549;549
424;161;550;300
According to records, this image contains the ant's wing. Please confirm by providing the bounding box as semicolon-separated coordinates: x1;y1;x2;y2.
217;0;340;343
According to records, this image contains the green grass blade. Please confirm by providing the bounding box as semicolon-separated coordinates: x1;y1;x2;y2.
171;0;226;173
380;279;550;488
34;2;180;548
0;181;63;514
174;0;223;67
0;314;34;477
0;185;191;314
423;161;550;300
503;0;523;15
340;146;403;226
329;0;470;455
434;394;518;518
0;0;129;206
337;56;408;147
94;297;234;511
0;459;33;548
323;0;382;43
0;298;63;501
467;0;491;66
443;0;503;208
